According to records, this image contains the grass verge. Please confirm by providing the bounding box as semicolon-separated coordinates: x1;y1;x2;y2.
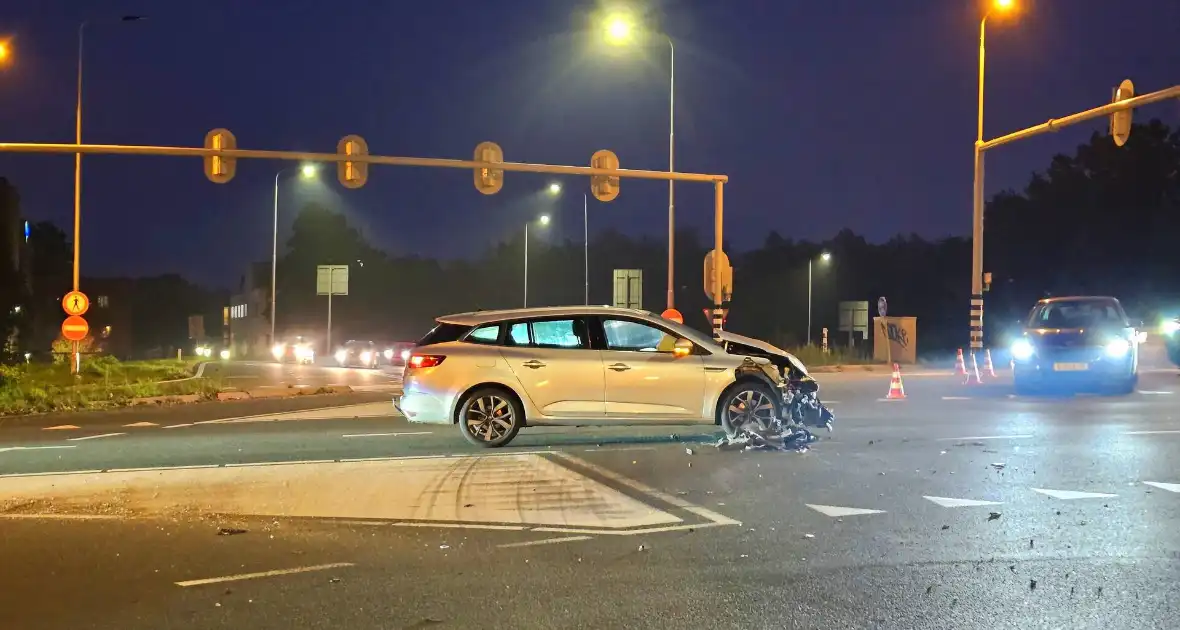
0;358;219;415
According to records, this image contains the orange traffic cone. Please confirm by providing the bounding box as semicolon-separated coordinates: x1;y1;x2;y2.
983;349;997;378
964;352;982;385
885;363;906;399
954;349;967;376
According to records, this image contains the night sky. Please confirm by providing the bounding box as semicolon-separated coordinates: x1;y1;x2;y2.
1;0;1178;288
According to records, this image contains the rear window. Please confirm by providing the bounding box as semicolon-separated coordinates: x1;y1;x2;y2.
417;323;472;347
1027;299;1127;328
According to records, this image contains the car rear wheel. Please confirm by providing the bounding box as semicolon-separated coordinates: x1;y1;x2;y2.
459;387;523;448
718;381;779;439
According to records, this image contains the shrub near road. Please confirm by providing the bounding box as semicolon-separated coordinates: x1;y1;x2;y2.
0;358;218;415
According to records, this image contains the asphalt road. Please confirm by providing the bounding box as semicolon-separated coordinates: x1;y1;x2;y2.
200;359;403;390
2;367;1179;629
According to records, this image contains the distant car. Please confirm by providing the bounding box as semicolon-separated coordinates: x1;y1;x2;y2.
396;306;788;448
1010;296;1140;395
1163;316;1180;367
382;341;415;366
194;342;232;361
335;340;379;369
273;337;316;365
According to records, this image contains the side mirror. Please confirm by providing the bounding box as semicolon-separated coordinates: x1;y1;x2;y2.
672;338;695;358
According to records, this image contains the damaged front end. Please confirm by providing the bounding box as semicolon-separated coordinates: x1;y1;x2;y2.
721;358;835;452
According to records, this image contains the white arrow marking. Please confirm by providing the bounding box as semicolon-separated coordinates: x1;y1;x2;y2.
123;422;159;428
923;496;1004;508
1143;481;1180;493
1031;488;1118;500
805;504;886;517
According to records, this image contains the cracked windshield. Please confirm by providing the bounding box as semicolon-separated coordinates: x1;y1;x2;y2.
2;1;1180;628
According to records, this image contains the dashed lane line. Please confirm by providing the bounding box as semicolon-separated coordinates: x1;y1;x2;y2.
66;433;126;442
175;563;355;588
497;536;594;549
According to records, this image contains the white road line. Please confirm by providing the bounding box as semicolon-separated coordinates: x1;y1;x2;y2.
936;434;1034;441
1123;430;1180;435
530;521;731;536
0;514;123;520
341;432;432;438
1138;391;1173;395
0;469;103;478
162;423;194;429
581;446;657;453
224;459;336;467
497;536;594;549
0;445;76;454
391;522;527;532
42;425;80;431
175;562;355;588
1143;481;1180;493
106;464;222;473
66;433;126;442
805;504;886;518
1030;488;1118;500
941;396;972;401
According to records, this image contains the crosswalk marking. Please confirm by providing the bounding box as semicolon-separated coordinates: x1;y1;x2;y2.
1142;481;1180;493
1030;488;1118;500
923;496;1003;508
805;504;886;517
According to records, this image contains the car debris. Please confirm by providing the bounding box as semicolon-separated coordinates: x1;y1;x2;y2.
217;527;247;536
988;512;1002;521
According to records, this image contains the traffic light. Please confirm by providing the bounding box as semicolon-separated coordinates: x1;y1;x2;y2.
1110;79;1134;147
203;128;237;184
473;141;504;195
337;135;369;189
590;149;620;202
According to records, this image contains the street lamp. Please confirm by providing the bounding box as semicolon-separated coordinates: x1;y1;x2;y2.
971;0;1018;353
545;182;591;305
270;164;319;344
523;214;550;308
807;252;832;346
600;12;676;311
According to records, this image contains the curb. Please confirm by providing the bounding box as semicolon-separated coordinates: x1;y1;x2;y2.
136;385;356;405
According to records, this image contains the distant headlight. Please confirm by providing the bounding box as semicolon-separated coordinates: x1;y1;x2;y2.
1011;338;1035;361
360;350;373;363
1105;338;1130;358
271;344;285;360
334;349;347;364
219;348;231;360
401;349;411;361
294;345;315;360
383;349;394;360
1163;319;1180;336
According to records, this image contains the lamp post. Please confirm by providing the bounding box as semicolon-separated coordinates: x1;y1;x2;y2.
523;214;550;308
602;14;676;310
270;164;318;345
545;182;590;305
807;252;832;346
971;0;1017;353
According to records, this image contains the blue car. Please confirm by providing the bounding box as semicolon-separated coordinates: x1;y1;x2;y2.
1010;296;1140;395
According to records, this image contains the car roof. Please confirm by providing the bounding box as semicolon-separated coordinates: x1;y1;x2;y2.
1036;296;1120;304
437;305;654;326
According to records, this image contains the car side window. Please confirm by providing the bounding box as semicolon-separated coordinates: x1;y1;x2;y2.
531;319;587;349
508;322;530;346
465;324;500;344
602;319;678;353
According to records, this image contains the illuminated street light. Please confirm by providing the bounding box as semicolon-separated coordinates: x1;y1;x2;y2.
301;164;318;178
604;14;634;44
548;182;562;195
538;214;551;226
808;252;832;345
994;0;1015;10
524;215;551;307
0;41;10;62
271;164;320;344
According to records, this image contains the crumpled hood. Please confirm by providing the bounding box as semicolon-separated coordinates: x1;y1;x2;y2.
716;330;809;374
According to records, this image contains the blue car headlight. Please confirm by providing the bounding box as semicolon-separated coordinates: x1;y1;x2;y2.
1105;338;1130;358
1011;338;1035;361
1164;319;1180;336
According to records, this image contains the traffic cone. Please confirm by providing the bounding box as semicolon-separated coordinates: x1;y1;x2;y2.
983;349;997;378
885;363;906;399
954;349;967;376
964;351;982;385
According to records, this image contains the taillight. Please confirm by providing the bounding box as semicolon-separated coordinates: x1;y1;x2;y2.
408;354;445;369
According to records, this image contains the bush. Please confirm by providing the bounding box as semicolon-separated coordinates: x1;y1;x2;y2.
51;336;95;365
84;355;122;379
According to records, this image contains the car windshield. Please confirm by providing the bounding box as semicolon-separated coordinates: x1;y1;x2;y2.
1027;299;1126;329
647;316;724;350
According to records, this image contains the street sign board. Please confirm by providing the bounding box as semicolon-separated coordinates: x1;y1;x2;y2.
61;315;89;341
316;265;349;296
612;269;642;309
590;149;620;202
473;141;504;195
878;296;888;318
62;291;89;316
337;134;369;189
703;249;733;303
1110;79;1134;147
838;300;870;340
203;128;237;184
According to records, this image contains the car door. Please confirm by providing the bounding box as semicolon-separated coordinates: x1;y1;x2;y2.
497;317;606;418
597;317;706;419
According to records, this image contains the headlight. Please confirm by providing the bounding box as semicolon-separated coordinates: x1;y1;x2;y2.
383;349;394;360
219;349;231;360
271;344;285;359
1011;338;1035;361
1163;319;1180;336
401;349;411;361
334;349;347;363
1105;338;1130;358
294;345;314;359
360;350;373;363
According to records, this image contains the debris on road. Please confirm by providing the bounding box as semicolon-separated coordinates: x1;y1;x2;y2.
803;534;815;539
988;512;1002;521
714;427;817;453
685;447;694;456
217;527;247;536
1029;579;1037;590
990;463;1006;470
941;525;950;530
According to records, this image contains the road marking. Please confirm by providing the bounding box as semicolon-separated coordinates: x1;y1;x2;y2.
43;425;80;431
106;464;222;473
923;496;1003;508
0;513;123;520
529;521;732;536
1031;488;1118;500
175;562;355;588
0;445;76;454
197;401;395;424
341;432;432;438
941;396;972;401
1143;481;1180;493
123;422;158;428
163;424;194;429
391;522;526;531
1138;390;1173;395
805;504;886;517
497;536;594;549
0;469;103;478
224;459;336;467
1123;430;1180;435
66;433;126;442
936;434;1034;441
581;446;657;453
876;398;906;402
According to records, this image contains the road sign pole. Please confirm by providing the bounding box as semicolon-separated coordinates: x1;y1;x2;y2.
711;181;724;342
327;268;334;354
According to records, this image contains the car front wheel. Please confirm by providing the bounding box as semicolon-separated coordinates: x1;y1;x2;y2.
718;381;779;439
459;387;523;448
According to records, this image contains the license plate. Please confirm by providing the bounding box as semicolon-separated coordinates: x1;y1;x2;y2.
1053;362;1089;372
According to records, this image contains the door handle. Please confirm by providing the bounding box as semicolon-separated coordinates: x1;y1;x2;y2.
607;363;631;372
522;360;546;369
